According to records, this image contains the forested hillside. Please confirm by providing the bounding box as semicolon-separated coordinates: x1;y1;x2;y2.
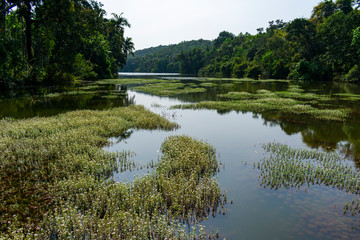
0;0;134;89
197;0;360;82
121;39;212;73
125;0;360;82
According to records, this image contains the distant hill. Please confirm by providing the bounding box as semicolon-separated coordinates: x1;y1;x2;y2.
121;39;213;73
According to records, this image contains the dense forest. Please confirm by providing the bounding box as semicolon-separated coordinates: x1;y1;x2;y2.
121;39;212;74
0;0;134;89
125;0;360;82
1;0;360;89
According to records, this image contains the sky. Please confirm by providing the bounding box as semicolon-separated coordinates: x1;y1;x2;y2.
99;0;322;50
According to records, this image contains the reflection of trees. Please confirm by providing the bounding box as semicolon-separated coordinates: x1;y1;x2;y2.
0;85;135;119
113;129;134;144
258;112;360;166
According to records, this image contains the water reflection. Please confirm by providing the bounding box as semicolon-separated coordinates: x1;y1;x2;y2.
256;111;360;165
0;84;134;119
106;90;360;239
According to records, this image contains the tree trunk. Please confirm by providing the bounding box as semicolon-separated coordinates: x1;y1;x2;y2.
24;1;34;66
0;0;5;38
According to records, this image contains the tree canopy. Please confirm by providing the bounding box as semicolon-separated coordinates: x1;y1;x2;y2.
0;0;134;89
121;39;212;73
124;0;360;82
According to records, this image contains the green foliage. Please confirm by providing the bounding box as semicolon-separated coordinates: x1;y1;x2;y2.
0;104;226;238
345;65;360;82
132;82;207;96
213;31;235;48
175;85;354;122
0;0;134;89
177;48;206;74
122;39;212;73
125;1;359;82
72;53;97;80
259;142;360;192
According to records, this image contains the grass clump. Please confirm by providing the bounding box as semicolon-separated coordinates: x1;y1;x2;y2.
175;85;353;122
132;82;207;96
96;78;169;85
200;82;216;87
218;91;254;100
0;107;225;238
258;142;360;218
258;142;360;193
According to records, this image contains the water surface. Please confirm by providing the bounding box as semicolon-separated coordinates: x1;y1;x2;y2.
106;89;360;240
1;78;360;239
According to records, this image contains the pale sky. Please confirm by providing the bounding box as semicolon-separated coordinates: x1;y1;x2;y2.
99;0;322;50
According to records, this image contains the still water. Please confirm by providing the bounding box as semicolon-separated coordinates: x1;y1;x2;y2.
1;79;360;239
105;89;360;240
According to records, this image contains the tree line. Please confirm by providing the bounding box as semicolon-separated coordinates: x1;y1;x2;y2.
197;0;360;82
121;39;212;73
0;0;134;90
125;0;360;82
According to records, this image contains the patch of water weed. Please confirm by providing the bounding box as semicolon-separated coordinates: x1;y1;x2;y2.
218;92;254;100
132;82;207;96
0;108;226;238
0;106;182;236
175;85;353;121
200;82;216;87
258;142;360;221
96;78;170;85
258;142;360;193
199;78;289;83
101;93;127;99
333;93;360;102
77;85;101;91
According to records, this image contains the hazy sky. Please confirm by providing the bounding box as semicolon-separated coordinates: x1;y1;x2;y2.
99;0;321;50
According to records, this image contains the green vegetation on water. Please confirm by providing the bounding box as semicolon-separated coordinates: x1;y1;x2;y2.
0;105;225;239
96;78;169;85
132;82;207;96
174;84;356;122
258;142;360;217
259;142;360;192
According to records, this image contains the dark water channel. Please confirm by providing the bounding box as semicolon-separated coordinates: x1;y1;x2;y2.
1;78;360;239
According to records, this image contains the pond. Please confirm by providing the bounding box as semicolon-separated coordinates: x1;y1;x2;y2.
1;78;360;239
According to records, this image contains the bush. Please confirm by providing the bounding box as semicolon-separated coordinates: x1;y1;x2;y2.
344;65;360;82
246;64;262;79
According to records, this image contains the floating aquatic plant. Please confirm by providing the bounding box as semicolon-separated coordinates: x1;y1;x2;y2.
257;142;360;193
132;82;207;96
0;106;225;239
174;85;354;121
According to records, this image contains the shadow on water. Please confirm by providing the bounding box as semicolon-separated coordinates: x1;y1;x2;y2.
0;84;134;119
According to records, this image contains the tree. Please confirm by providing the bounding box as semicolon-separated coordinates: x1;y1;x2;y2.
213;31;235;48
177;48;205;75
311;0;337;23
336;0;353;14
286;18;319;60
0;0;134;87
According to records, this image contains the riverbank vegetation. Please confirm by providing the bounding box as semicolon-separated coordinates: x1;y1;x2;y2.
0;104;226;238
125;0;360;82
0;0;134;90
